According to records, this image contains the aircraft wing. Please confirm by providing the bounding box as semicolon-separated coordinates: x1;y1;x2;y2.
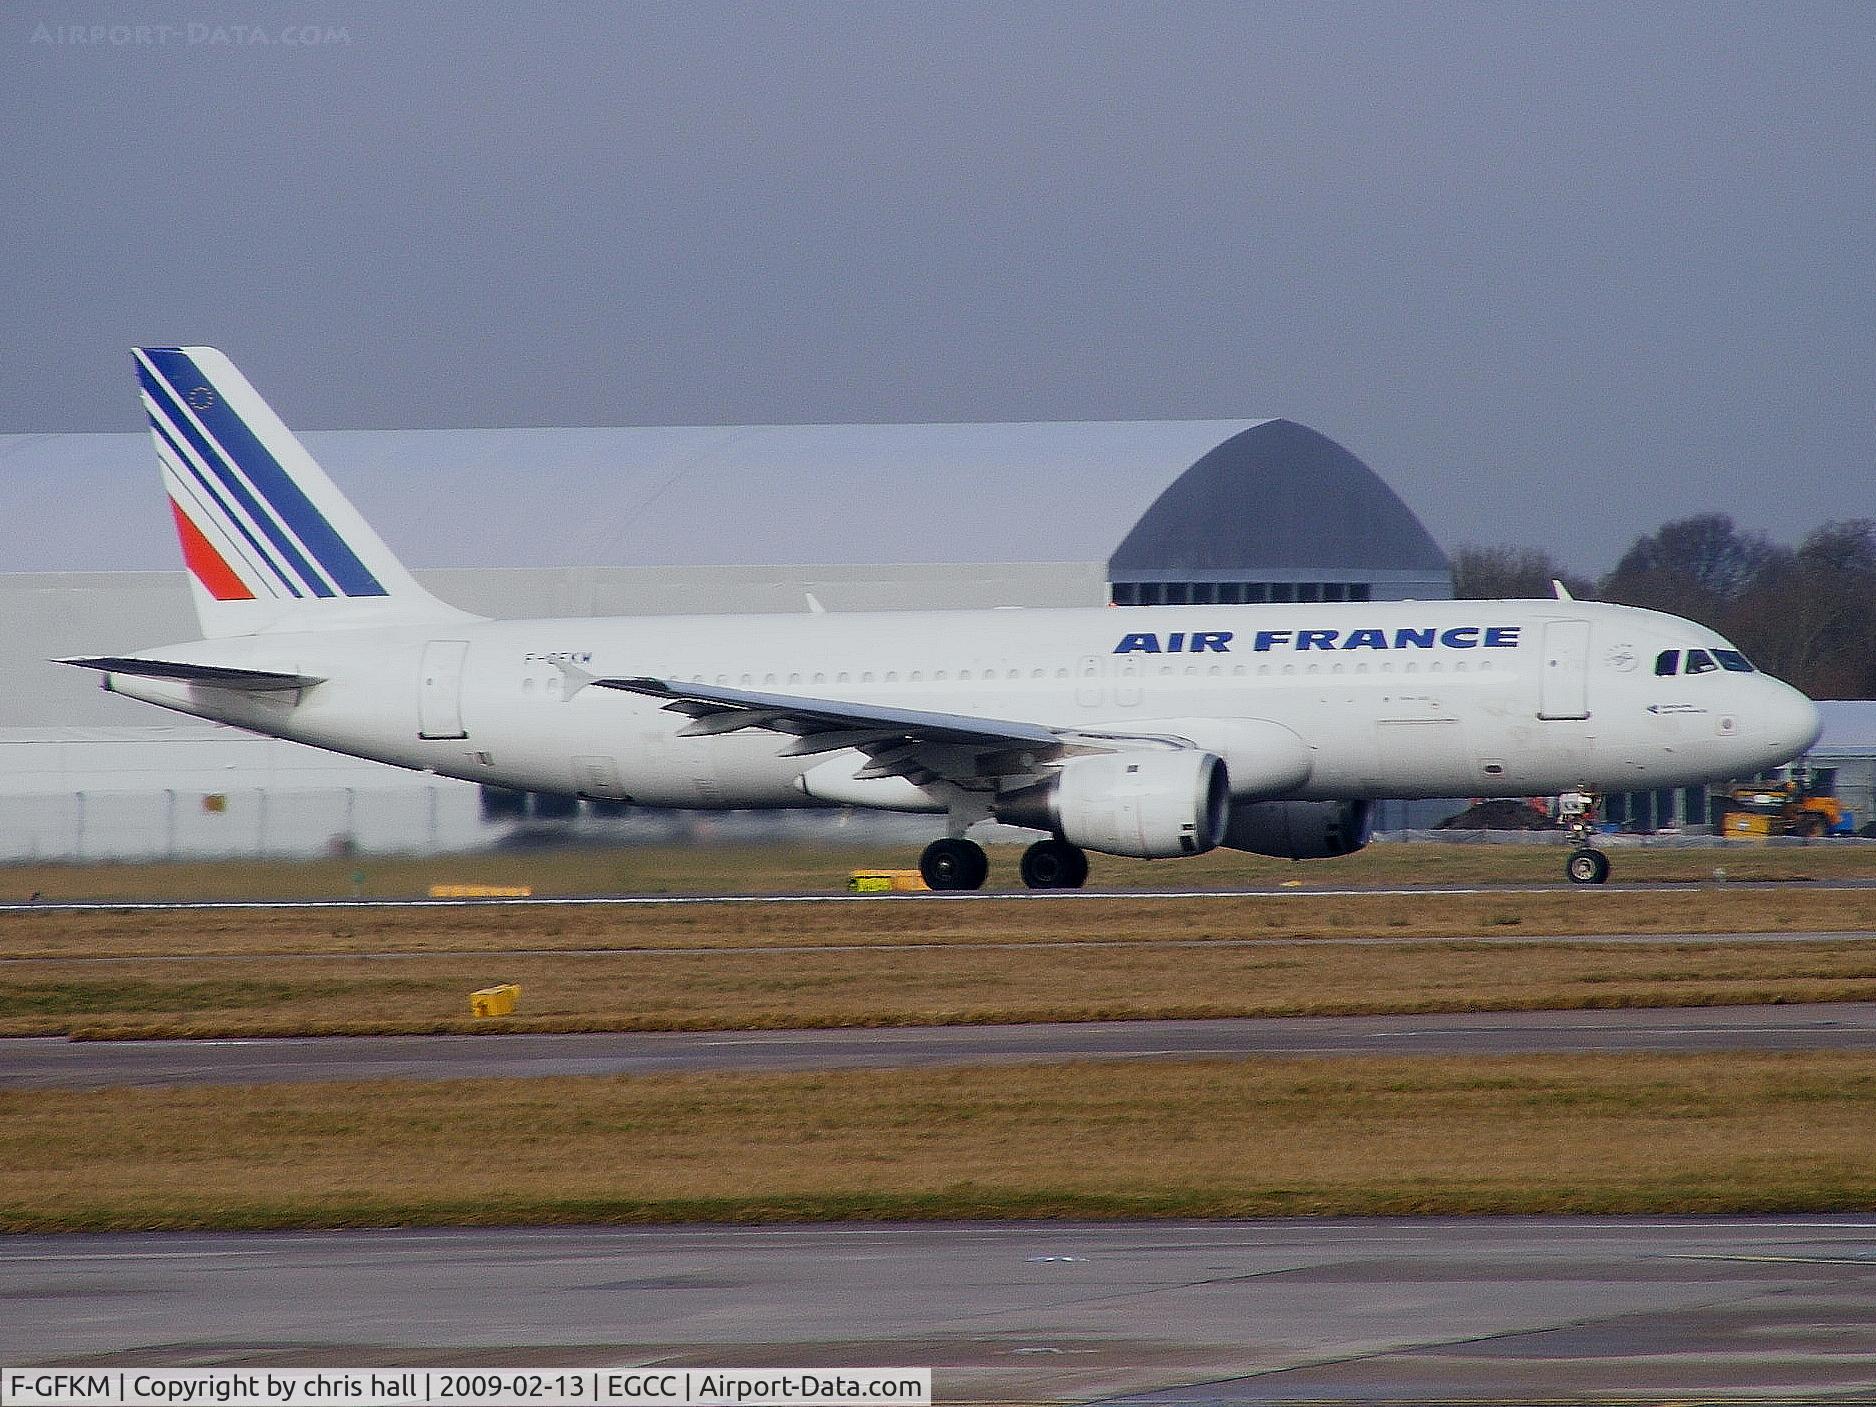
58;657;324;692
588;675;1133;788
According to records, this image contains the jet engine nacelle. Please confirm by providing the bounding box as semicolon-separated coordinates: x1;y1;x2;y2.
996;750;1230;858
1222;799;1374;860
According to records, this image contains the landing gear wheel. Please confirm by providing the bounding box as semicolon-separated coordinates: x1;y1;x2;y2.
1020;838;1089;890
920;837;989;892
1566;847;1611;885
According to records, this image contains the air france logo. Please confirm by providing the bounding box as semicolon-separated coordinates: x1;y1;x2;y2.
1113;626;1523;654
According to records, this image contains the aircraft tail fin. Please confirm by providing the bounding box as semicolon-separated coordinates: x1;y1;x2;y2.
133;346;471;638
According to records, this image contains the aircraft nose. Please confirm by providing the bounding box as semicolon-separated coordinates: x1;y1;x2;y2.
1763;682;1823;762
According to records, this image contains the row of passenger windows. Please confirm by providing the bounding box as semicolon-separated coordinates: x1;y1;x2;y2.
646;659;1497;688
1110;580;1375;606
1654;648;1756;677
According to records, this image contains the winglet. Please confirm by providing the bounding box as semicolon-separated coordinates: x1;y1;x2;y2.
551;659;597;700
1552;579;1574;601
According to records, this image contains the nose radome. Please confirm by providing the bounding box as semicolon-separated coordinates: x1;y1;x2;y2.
1767;683;1823;761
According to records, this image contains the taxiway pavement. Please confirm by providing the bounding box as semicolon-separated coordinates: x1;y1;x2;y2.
6;1002;1876;1089
7;1218;1876;1402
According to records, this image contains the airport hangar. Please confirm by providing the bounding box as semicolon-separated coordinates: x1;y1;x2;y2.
0;415;1469;858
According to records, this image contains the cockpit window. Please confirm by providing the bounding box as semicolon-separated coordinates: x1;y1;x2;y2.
1714;649;1756;673
1684;649;1718;675
1654;650;1679;677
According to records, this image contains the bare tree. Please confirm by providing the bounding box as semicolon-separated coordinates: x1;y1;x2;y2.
1599;514;1783;623
1451;546;1591;601
1736;521;1876;698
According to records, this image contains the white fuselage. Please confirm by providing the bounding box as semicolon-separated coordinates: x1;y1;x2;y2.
102;598;1821;812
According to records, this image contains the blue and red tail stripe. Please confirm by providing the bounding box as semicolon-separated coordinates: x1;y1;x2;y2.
148;408;297;599
167;497;255;602
135;348;387;599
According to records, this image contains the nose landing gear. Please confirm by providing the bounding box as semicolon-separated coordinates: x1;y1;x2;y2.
1558;790;1611;884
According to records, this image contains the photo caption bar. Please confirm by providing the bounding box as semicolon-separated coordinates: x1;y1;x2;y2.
0;1370;932;1407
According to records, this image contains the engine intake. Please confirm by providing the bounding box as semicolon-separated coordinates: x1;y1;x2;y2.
996;750;1230;859
1223;799;1374;860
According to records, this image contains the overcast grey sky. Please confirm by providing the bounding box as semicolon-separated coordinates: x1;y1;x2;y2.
3;0;1872;573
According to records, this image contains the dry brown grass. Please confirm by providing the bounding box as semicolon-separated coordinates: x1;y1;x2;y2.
5;1052;1875;1231
8;886;1876;967
1;839;1872;904
10;936;1876;1039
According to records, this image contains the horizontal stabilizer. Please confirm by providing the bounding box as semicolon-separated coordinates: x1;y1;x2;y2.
58;656;323;692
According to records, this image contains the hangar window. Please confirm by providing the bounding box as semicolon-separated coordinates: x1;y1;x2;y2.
1109;580;1377;606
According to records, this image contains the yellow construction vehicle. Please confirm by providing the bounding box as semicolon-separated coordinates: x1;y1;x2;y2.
1716;770;1854;839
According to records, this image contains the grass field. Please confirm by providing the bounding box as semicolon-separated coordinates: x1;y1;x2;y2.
7;864;1876;1035
6;844;1875;1233
5;1052;1875;1231
1;838;1872;902
10;936;1876;1039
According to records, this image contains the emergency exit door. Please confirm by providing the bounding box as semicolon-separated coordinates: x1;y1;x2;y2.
418;639;470;739
1537;620;1591;721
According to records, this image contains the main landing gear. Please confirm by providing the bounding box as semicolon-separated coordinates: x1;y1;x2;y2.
919;836;989;891
916;836;1091;891
1019;837;1089;890
1557;790;1612;885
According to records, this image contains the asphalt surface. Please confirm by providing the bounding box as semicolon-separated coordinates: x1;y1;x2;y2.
8;1218;1876;1402
7;1002;1876;1089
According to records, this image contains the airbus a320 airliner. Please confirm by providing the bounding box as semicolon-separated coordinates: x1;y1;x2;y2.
65;348;1822;889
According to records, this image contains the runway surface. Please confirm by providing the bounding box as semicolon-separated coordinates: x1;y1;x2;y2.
4;877;1876;913
7;1002;1876;1089
8;1218;1876;1402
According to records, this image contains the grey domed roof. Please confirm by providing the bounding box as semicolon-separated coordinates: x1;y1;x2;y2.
1109;419;1449;581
